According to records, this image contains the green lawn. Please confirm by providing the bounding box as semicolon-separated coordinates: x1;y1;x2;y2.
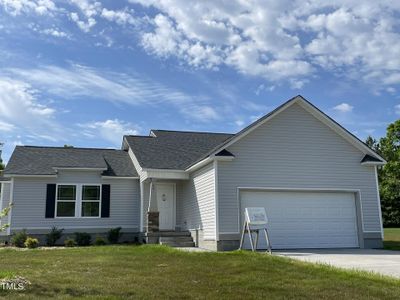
0;245;400;299
384;228;400;251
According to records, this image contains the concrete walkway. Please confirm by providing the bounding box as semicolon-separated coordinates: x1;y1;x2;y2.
275;249;400;279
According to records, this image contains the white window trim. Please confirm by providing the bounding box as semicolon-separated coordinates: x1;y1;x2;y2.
55;183;102;219
81;185;102;219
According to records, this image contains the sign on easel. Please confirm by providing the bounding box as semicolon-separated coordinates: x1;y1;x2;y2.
239;207;272;253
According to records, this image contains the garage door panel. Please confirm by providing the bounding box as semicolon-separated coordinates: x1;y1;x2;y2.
240;191;359;249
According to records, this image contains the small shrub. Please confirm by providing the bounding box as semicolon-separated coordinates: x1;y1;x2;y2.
107;227;122;244
94;237;107;246
24;237;39;249
64;238;76;247
74;232;91;246
11;230;28;248
46;227;64;246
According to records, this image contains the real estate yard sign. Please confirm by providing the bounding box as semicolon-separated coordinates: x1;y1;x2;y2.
240;207;272;253
245;207;268;228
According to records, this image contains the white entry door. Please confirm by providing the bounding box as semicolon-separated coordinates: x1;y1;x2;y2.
157;184;175;230
241;191;359;249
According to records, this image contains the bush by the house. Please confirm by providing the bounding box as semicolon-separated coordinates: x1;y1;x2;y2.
74;232;92;246
64;238;76;247
11;230;28;248
46;227;64;246
107;227;122;244
24;237;39;249
94;237;107;246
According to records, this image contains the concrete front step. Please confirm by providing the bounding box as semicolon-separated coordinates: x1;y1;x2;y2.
159;236;193;242
146;231;192;237
160;241;196;247
145;230;196;247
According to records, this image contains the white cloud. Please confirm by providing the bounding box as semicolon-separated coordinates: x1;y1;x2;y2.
101;8;137;26
0;77;55;120
42;28;68;38
3;1;400;89
129;0;400;89
79;119;139;146
395;104;400;115
70;11;96;32
0;120;15;132
180;105;219;122
0;77;61;142
6;64;220;122
235;120;244;127
0;0;56;16
68;0;101;32
333;103;354;113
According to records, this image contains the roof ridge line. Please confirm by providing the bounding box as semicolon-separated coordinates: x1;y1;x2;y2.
17;145;122;151
150;129;234;135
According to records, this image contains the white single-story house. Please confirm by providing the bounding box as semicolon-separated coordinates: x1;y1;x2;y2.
0;95;386;250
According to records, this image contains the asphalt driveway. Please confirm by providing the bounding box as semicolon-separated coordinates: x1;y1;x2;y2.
275;249;400;278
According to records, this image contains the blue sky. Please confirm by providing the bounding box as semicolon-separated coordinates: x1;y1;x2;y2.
0;0;399;162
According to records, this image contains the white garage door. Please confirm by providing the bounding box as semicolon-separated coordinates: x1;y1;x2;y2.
240;191;359;249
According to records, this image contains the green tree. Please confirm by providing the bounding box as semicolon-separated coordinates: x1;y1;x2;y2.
0;204;11;232
378;120;400;226
365;135;380;154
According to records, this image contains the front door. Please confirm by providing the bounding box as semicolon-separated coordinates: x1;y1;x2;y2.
156;183;175;230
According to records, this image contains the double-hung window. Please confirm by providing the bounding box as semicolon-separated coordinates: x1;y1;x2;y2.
81;185;101;217
55;184;101;218
56;185;76;217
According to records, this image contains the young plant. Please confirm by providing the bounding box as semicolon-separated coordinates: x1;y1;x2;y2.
46;227;64;246
24;237;39;249
74;232;92;246
11;230;28;248
94;237;107;246
64;238;76;247
107;227;122;244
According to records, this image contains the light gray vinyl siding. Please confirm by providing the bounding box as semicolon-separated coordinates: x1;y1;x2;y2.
178;163;216;240
218;102;381;234
0;182;11;234
10;170;140;231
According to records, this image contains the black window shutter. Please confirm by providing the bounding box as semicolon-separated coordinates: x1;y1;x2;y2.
101;184;111;218
45;184;56;218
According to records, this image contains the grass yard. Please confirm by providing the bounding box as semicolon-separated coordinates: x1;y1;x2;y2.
0;245;400;299
384;228;400;251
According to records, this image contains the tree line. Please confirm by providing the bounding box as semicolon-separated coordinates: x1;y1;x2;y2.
366;120;400;227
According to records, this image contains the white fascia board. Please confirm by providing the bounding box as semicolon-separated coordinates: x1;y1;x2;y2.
52;167;107;171
101;176;140;180
213;156;235;162
127;148;145;178
360;161;386;166
5;174;58;178
143;169;189;180
185;155;234;173
185;157;213;173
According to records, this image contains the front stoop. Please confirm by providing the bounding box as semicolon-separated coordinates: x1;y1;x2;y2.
145;231;195;248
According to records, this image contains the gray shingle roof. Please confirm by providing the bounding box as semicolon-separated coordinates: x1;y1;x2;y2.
4;146;138;177
124;130;233;170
